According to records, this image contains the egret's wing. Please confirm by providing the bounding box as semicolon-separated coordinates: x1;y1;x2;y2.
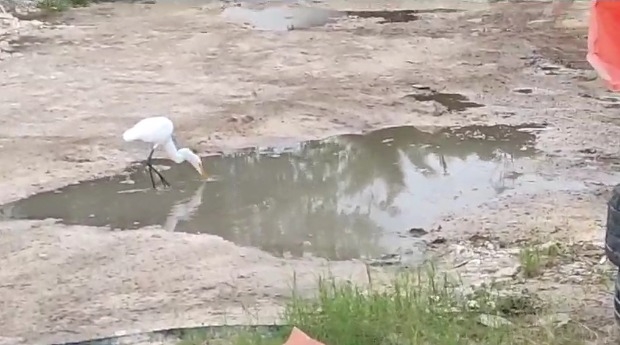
123;116;174;143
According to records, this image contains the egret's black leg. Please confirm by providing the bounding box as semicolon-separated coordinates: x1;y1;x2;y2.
146;148;158;189
151;167;171;188
145;148;171;188
147;165;156;189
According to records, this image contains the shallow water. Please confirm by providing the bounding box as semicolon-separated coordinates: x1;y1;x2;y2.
219;2;469;31
221;6;344;31
0;124;585;261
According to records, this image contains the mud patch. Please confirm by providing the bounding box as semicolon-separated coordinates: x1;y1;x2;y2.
346;8;460;23
513;88;533;94
346;10;420;23
405;89;485;112
0;124;576;261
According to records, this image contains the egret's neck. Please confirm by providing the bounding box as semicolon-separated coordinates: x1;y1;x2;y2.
163;138;184;163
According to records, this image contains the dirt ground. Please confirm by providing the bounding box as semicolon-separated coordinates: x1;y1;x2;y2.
1;0;620;344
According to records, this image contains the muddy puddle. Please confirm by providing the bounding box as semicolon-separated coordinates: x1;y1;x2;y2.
221;6;343;31
220;5;463;31
0;124;585;262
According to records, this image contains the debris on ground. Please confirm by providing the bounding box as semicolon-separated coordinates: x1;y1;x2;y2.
283;328;325;345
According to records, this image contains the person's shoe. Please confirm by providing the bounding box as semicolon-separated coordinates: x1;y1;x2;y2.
606;185;620;267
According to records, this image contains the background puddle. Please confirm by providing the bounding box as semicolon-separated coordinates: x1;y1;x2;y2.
220;6;462;31
0;124;583;261
221;6;344;31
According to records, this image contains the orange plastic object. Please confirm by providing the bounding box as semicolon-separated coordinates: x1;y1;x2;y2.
283;328;325;345
587;0;620;91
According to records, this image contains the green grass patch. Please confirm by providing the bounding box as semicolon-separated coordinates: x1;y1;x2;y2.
37;0;90;12
179;267;593;345
519;242;564;278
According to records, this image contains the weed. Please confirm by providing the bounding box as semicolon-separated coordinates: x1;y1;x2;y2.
520;246;544;278
178;267;591;345
37;0;89;11
177;329;210;345
519;242;563;278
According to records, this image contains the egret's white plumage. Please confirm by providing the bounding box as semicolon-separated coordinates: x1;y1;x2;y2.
123;116;205;188
123;116;174;143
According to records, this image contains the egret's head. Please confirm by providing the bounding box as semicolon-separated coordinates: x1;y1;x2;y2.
178;148;207;178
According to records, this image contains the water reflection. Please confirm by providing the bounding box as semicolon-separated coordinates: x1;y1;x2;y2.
1;125;545;260
164;182;206;232
221;6;343;31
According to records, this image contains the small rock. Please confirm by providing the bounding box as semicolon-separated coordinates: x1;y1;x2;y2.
513;88;533;94
495;265;521;278
479;314;513;328
432;102;447;116
537;313;571;328
411;84;431;90
430;236;446;245
27;19;42;27
408;227;428;237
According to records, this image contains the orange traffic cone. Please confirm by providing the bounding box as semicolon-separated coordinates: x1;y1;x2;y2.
587;0;620;91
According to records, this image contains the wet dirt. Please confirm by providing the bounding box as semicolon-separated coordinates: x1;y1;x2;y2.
346;8;460;24
405;90;485;112
346;10;420;23
1;124;589;262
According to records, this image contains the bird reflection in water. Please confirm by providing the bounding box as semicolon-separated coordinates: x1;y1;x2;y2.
164;182;206;232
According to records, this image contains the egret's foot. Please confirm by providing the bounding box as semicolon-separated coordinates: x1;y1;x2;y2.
146;162;170;189
151;168;171;188
159;177;171;188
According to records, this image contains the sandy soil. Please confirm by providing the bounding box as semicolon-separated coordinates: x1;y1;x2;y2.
1;0;620;344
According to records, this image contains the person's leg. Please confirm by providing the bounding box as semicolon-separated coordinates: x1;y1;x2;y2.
549;0;575;18
588;0;620;91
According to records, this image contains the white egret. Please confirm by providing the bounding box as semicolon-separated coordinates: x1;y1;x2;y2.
122;116;206;189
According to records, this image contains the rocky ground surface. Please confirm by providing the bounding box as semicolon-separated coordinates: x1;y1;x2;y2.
0;1;44;60
1;0;619;344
